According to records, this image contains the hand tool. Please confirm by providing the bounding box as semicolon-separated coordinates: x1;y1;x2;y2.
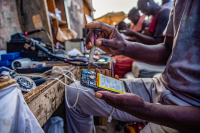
88;29;101;70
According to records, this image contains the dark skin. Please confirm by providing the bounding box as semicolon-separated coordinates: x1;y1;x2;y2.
124;0;164;45
162;0;171;5
128;12;148;32
85;22;200;133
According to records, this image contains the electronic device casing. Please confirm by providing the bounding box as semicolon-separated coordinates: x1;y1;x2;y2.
81;69;129;94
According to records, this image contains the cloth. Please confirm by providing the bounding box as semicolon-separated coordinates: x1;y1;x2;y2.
149;8;170;37
0;83;44;133
132;14;146;32
162;0;200;106
140;122;181;133
112;55;135;78
161;1;174;9
65;74;189;133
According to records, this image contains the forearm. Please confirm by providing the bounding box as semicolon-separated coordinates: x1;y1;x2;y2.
132;32;163;45
124;41;171;65
129;103;200;133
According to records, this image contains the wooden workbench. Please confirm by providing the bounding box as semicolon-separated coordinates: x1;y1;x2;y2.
23;66;79;126
23;61;111;127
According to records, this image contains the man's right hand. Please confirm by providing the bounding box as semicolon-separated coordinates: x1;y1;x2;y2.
85;22;127;55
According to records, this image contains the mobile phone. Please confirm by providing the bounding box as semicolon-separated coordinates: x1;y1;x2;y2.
81;69;129;93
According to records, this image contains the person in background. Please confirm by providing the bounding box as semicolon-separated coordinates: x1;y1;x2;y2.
124;0;170;45
161;0;173;9
128;8;149;33
118;21;129;31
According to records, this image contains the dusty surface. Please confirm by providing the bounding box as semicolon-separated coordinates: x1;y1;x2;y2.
0;0;22;50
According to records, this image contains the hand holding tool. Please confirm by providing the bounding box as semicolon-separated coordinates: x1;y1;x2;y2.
88;29;100;70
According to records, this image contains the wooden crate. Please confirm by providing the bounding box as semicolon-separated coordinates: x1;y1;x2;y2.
23;66;79;126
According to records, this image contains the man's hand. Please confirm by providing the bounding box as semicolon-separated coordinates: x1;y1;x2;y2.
123;29;136;37
95;91;146;115
95;67;146;116
85;22;127;55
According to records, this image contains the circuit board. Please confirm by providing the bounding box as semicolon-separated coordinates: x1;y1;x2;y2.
81;69;129;93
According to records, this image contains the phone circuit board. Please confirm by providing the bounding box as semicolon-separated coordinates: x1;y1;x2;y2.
81;69;129;93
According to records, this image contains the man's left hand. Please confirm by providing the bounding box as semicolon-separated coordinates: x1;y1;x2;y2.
95;91;146;116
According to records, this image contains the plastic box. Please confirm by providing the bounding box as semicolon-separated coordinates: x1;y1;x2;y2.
1;52;20;61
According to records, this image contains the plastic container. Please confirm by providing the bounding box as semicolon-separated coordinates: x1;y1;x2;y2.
1;52;20;61
0;60;12;67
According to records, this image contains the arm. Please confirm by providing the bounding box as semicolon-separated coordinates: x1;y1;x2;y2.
124;37;173;65
125;30;164;45
125;9;170;45
85;22;172;66
95;91;200;133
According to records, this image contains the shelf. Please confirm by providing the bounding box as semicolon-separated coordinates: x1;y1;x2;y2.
49;13;66;26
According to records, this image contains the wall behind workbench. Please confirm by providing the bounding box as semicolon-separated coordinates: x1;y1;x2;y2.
0;0;22;50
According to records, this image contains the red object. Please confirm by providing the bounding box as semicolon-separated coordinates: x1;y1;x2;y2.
149;10;160;33
163;34;173;38
124;123;145;133
112;55;135;78
24;32;28;36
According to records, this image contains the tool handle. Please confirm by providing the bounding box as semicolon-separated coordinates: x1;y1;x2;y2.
88;46;96;63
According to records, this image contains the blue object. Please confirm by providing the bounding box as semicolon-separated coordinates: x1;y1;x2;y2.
0;60;12;67
1;52;20;61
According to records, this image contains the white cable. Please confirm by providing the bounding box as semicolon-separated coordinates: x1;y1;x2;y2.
1;66;92;108
108;108;116;123
45;66;92;108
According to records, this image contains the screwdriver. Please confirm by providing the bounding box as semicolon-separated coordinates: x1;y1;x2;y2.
88;29;101;70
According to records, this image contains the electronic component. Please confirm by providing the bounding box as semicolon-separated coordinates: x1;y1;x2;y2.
81;69;129;93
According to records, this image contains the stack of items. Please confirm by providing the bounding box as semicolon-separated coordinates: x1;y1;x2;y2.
0;52;21;69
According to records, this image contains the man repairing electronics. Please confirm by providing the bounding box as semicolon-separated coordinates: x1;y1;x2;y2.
65;0;200;132
124;0;170;45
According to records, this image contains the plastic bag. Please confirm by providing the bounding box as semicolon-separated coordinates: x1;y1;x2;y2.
43;116;64;133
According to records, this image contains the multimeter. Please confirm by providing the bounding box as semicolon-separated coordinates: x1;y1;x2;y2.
81;69;129;93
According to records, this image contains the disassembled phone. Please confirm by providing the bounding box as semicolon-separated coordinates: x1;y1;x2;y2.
81;69;129;93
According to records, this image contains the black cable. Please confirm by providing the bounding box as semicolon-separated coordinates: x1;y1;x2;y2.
19;34;88;66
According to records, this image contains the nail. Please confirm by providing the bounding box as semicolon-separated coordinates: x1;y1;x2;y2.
96;40;102;46
95;92;103;99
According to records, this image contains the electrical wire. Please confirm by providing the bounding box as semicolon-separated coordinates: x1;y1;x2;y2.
1;66;92;108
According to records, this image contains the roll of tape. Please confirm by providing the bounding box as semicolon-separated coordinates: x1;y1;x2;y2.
12;58;32;70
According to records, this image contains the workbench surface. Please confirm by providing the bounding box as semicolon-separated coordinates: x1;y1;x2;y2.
23;62;111;127
23;66;79;126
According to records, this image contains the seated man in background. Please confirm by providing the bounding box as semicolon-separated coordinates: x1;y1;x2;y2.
117;21;130;40
124;0;170;45
65;0;200;133
128;8;149;33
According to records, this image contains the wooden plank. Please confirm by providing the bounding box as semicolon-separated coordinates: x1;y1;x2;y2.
99;117;108;127
23;66;73;103
16;0;51;43
24;66;79;126
54;0;68;28
47;0;59;44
